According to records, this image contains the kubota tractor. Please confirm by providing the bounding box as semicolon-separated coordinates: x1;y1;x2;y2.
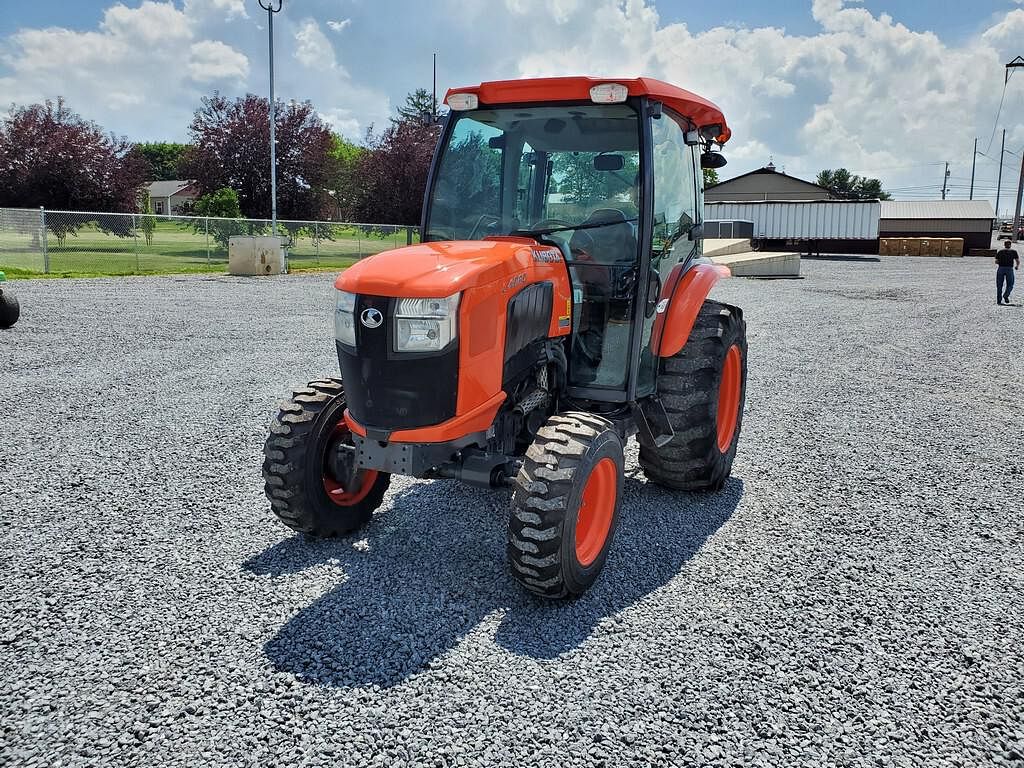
264;77;746;598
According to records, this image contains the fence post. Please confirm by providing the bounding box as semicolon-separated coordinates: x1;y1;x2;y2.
407;226;414;246
40;206;49;274
314;222;320;266
205;217;210;264
132;213;140;272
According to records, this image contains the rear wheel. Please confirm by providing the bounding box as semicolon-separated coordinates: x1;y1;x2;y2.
640;300;747;490
508;412;624;598
263;378;390;536
0;289;20;329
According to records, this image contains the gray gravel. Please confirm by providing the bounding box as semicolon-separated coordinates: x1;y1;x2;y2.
1;256;1022;767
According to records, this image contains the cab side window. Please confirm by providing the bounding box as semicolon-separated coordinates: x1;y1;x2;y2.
651;112;699;277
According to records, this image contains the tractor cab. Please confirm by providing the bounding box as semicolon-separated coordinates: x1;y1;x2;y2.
422;78;730;404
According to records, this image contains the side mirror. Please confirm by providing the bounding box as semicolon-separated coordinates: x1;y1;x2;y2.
488;135;506;149
594;154;624;171
688;223;704;241
700;151;728;169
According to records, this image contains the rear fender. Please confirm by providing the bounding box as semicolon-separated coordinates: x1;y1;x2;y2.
652;262;730;358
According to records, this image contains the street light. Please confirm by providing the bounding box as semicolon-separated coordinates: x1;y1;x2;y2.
258;0;283;237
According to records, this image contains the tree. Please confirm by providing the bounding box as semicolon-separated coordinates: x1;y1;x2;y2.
179;93;338;221
554;152;639;206
703;168;720;188
189;187;245;247
0;99;147;213
348;120;441;224
395;88;438;124
817;168;892;200
327;133;366;219
136;142;189;181
138;192;156;246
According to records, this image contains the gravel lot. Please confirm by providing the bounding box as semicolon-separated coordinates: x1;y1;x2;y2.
2;256;1022;767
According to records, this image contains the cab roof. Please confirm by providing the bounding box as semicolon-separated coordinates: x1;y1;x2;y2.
445;76;731;144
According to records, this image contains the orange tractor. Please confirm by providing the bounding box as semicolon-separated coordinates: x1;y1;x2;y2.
264;77;746;598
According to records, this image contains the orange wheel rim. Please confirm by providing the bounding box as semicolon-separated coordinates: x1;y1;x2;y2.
575;457;617;567
717;344;742;453
322;423;378;506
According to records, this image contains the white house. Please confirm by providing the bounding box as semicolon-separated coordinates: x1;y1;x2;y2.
146;180;198;215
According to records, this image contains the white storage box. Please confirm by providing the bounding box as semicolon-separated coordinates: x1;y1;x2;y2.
228;236;287;276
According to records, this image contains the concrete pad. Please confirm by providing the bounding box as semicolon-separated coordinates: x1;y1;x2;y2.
710;250;801;278
703;238;752;257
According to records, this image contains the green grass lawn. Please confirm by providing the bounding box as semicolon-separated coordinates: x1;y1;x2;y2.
0;220;416;278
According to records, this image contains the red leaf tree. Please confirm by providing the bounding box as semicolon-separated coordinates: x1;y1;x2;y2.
0;99;147;212
347;120;442;225
180;93;337;221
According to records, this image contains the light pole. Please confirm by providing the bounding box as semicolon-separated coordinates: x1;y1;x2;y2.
259;0;283;237
1007;57;1024;239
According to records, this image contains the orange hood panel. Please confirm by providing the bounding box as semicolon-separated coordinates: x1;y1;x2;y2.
335;238;542;297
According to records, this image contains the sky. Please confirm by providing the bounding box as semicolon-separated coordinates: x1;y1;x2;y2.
3;0;1024;214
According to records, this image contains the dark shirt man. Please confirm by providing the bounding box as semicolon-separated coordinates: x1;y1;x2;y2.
995;240;1019;305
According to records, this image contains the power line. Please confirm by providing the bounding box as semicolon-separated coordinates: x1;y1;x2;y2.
985;71;1012;155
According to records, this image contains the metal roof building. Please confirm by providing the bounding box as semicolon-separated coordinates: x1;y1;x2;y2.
705;164;832;202
879;200;995;253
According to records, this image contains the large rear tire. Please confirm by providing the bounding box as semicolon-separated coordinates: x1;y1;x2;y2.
0;289;20;329
263;378;390;537
640;300;747;491
508;413;624;598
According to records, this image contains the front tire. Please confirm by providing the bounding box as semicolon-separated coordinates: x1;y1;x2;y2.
640;300;747;491
508;413;624;598
263;378;390;537
0;289;20;329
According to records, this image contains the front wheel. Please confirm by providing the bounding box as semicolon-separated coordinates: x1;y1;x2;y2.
508;413;624;598
263;378;390;537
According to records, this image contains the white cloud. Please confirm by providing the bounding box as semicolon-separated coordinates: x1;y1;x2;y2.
442;0;1024;208
326;19;352;33
0;0;249;140
184;0;248;21
188;40;250;81
294;19;346;75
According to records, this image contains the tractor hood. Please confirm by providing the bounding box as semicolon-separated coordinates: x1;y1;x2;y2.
334;238;545;297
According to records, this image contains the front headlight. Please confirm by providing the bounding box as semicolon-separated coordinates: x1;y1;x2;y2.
334;290;357;347
394;292;460;352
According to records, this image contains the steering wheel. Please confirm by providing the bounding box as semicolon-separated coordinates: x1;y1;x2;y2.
467;214;500;239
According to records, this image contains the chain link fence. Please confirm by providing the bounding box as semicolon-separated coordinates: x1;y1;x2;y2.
0;207;418;276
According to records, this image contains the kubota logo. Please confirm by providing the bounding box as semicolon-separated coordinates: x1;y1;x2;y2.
360;308;383;328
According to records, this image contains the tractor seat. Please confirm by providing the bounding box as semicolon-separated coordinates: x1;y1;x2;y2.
569;208;637;265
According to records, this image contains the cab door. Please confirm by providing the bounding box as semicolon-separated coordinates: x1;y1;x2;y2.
635;108;702;399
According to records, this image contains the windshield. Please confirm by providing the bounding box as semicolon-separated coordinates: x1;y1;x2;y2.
424;104;641;247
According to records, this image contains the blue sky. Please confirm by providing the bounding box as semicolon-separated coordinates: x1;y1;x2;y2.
3;0;1024;213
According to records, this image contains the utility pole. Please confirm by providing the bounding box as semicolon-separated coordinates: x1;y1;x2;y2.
970;137;978;200
259;0;283;236
432;53;438;120
996;128;1006;219
941;162;950;200
1015;153;1024;242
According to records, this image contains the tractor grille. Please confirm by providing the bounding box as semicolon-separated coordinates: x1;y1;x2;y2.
336;294;459;432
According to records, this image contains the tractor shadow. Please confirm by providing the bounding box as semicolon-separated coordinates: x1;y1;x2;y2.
243;473;743;688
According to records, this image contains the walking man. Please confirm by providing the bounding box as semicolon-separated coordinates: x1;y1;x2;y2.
996;239;1019;305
